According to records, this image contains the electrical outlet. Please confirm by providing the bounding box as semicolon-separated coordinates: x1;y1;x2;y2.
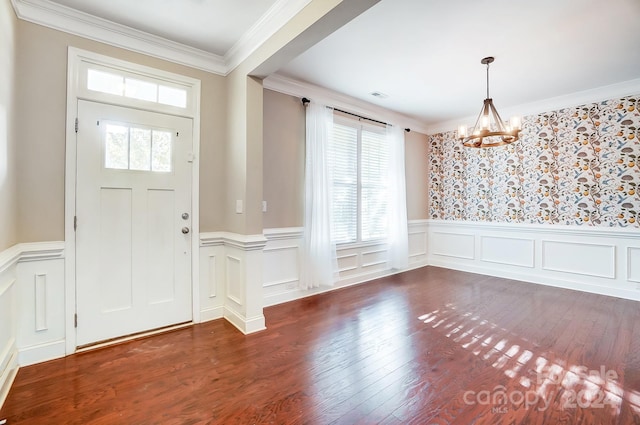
262;201;267;213
236;200;243;214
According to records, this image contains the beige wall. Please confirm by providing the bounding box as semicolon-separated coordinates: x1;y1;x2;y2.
0;0;18;251
14;20;227;242
263;89;305;228
263;89;430;228
405;129;430;220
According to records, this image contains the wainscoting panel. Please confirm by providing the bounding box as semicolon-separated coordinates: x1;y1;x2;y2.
199;232;267;334
542;240;615;279
0;241;65;407
16;250;65;366
263;245;299;288
408;220;428;266
0;250;18;409
198;242;225;322
262;221;430;307
430;232;475;260
225;255;243;306
481;236;535;268
628;247;640;284
428;220;640;301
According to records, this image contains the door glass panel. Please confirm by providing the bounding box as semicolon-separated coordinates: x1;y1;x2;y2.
104;123;172;172
105;124;129;169
152;130;172;172
130;128;152;171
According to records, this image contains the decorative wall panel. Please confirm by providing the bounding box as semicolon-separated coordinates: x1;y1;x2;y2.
430;95;640;227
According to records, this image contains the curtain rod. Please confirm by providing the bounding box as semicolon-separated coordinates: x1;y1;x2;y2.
301;97;410;132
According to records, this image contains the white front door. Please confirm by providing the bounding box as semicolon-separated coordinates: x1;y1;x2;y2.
75;100;193;346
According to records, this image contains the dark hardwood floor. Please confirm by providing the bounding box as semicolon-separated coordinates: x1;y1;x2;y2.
2;266;640;424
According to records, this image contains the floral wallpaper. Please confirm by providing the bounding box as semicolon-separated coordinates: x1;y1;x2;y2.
429;94;640;227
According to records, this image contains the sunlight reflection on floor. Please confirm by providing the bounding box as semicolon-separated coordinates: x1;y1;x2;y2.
418;304;640;418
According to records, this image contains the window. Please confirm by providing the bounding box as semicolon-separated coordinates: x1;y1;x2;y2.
328;120;389;244
87;68;188;108
104;123;172;172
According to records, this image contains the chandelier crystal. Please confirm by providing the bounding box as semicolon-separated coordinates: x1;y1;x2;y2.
458;57;521;148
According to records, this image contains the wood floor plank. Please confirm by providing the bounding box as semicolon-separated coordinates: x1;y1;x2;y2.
2;266;639;424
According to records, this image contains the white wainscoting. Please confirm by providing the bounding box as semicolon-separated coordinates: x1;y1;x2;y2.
428;220;640;301
262;220;430;306
199;232;267;334
15;244;66;366
0;241;65;408
0;246;19;409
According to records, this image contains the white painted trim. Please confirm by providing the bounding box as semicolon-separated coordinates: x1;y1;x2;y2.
0;246;20;275
425;219;640;239
65;47;202;353
0;242;65;273
18;339;65;367
10;0;313;76
223;305;266;335
429;79;640;134
224;0;313;72
200;306;224;323
427;220;640;302
200;232;268;250
261;221;430;307
0;345;18;409
263;73;430;134
11;0;226;74
263;227;304;240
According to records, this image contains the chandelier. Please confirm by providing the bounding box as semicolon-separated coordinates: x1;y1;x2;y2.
458;57;521;148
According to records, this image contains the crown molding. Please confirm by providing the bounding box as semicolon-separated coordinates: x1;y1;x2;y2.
224;0;312;73
264;73;431;134
429;78;640;135
10;0;313;76
11;0;227;74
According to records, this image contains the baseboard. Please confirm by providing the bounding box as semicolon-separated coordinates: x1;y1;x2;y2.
223;306;266;335
263;259;430;307
0;340;18;410
429;257;640;302
17;339;67;367
200;306;224;322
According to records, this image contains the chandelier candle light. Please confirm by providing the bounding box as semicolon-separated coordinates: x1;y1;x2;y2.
458;57;521;148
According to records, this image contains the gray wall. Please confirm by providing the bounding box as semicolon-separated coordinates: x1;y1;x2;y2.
262;89;430;228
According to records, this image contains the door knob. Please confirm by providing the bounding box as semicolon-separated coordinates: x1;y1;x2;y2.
181;227;190;234
182;213;189;220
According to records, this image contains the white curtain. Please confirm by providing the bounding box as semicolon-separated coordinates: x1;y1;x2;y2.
301;102;337;289
386;124;409;269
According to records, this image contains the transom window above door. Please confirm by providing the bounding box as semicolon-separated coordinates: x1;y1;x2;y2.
104;122;173;172
88;68;187;108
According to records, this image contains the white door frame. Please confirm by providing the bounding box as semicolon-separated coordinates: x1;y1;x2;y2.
64;47;202;354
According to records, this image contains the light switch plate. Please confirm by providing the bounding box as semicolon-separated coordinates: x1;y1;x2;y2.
236;200;243;214
262;201;267;213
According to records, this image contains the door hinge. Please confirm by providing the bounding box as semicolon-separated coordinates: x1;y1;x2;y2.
74;216;77;231
75;117;78;133
74;313;78;328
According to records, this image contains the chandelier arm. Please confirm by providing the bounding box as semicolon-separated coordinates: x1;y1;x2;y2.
487;100;508;133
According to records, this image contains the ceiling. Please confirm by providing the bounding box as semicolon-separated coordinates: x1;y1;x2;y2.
39;0;640;129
